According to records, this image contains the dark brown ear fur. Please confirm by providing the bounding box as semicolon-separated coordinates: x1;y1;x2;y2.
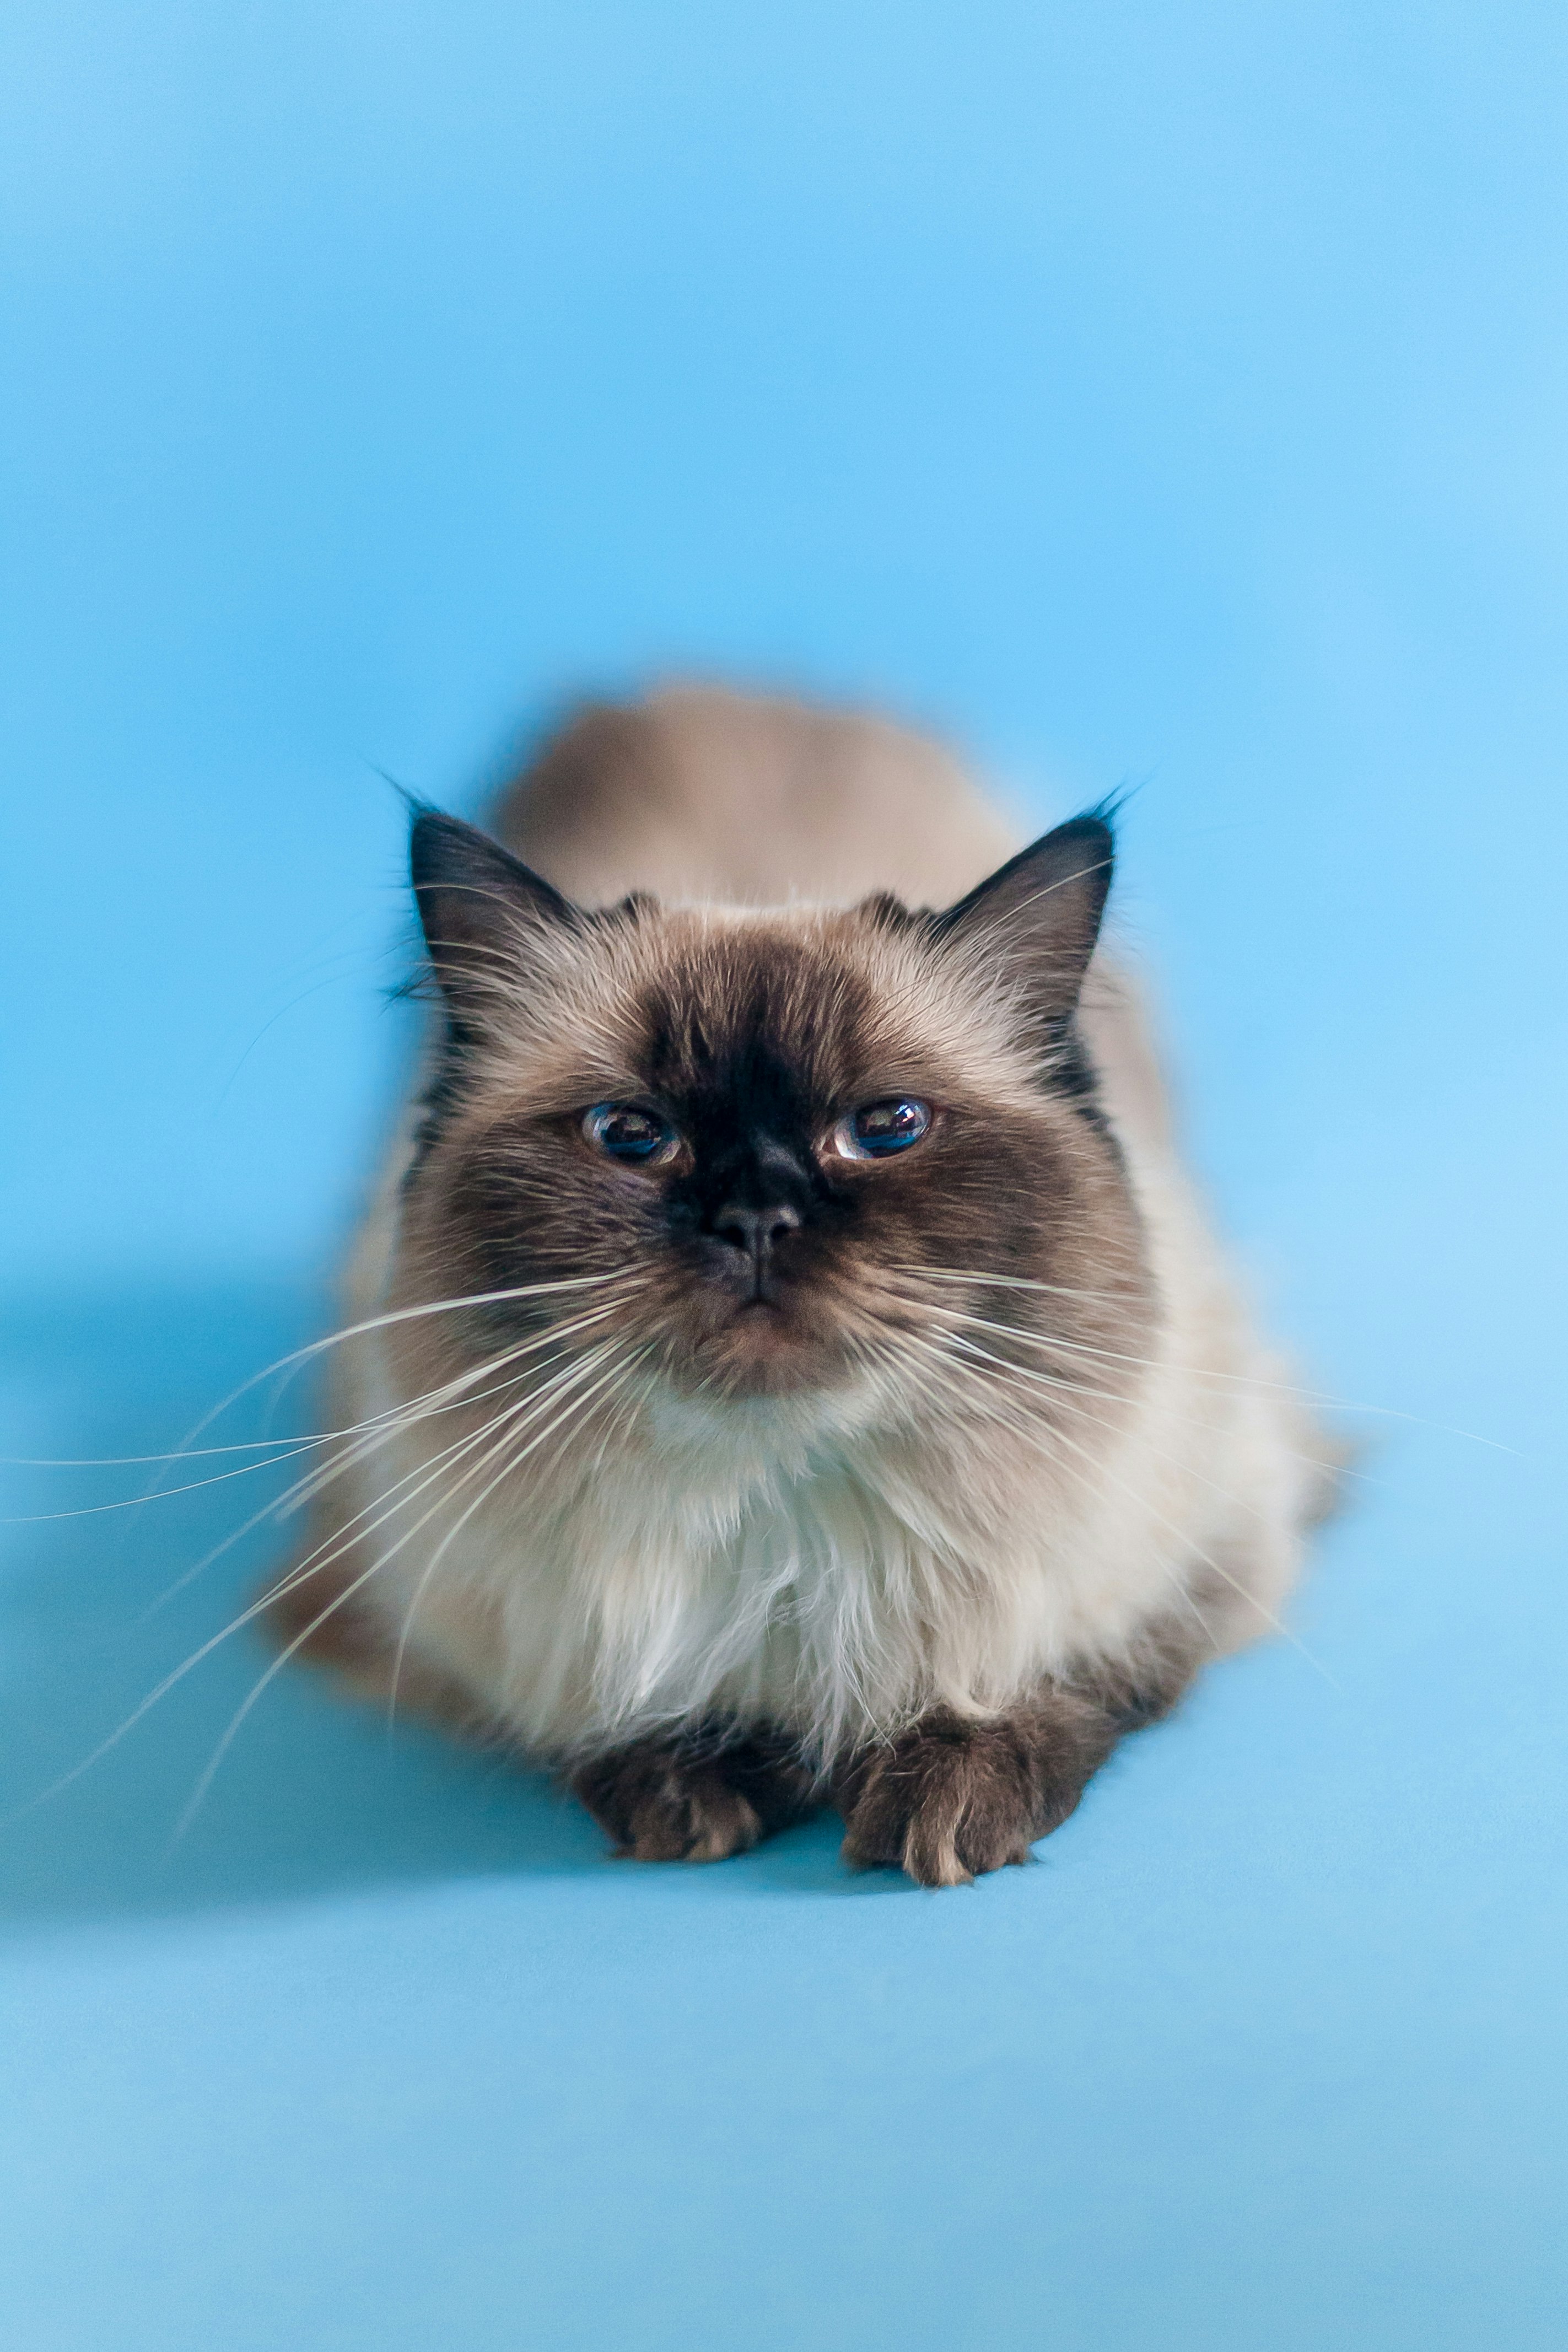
932;812;1114;1027
410;809;581;1003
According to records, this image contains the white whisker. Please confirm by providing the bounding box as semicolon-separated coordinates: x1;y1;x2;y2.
895;1264;1515;1454
888;1331;1233;1656
180;1343;645;1831
8;1390;544;1823
136;1289;646;1618
251;1334;634;1635
386;1345;647;1728
8;1288;650;1822
128;1266;649;1494
4;1272;651;1522
901;1323;1338;1689
883;1284;1359;1492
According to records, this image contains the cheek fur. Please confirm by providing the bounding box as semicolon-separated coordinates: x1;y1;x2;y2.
825;1109;1091;1280
432;1117;670;1294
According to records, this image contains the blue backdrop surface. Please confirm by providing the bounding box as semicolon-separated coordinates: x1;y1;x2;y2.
3;6;1565;2346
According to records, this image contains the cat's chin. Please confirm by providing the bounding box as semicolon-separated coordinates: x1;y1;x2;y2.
677;1301;850;1400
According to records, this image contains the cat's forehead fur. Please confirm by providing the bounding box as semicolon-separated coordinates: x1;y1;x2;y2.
450;898;1050;1120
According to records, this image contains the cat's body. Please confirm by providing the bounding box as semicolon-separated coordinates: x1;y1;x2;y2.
273;686;1329;1883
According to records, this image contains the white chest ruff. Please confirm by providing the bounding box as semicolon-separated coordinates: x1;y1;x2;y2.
341;1322;1298;1763
321;1029;1316;1763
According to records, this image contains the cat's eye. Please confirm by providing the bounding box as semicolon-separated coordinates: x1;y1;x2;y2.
582;1103;678;1164
831;1097;933;1160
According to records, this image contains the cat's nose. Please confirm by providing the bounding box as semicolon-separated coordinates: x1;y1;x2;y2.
711;1202;802;1272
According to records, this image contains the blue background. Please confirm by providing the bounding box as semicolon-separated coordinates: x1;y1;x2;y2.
3;5;1565;2345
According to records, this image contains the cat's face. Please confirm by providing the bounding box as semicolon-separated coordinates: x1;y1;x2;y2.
397;812;1148;1423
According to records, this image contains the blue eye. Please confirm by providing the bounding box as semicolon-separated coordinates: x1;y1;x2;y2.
583;1104;677;1163
834;1098;933;1159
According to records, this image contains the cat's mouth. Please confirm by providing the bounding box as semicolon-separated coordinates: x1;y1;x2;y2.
676;1284;851;1396
716;1293;799;1345
647;1232;868;1395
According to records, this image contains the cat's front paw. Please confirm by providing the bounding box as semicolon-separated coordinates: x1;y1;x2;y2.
838;1704;1097;1887
569;1733;815;1864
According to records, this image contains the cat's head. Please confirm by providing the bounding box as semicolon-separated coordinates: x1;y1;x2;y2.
394;808;1149;1431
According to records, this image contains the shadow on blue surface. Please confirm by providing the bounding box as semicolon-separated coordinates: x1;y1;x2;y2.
0;1279;920;1929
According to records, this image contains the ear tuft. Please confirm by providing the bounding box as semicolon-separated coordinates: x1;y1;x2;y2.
410;810;580;1005
933;812;1114;1031
855;888;917;933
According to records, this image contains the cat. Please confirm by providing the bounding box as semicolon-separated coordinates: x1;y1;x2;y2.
268;684;1333;1885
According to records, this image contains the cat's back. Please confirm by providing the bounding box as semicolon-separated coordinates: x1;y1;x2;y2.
490;683;1019;909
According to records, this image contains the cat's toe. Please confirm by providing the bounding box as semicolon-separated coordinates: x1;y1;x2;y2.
626;1772;762;1863
569;1742;766;1864
837;1752;941;1876
838;1711;1042;1887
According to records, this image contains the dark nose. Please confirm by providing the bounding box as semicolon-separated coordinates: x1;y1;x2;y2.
711;1202;801;1278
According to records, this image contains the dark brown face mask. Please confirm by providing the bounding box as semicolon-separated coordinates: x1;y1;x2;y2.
400;803;1125;1400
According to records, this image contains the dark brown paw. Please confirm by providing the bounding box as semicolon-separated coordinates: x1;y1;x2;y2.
569;1733;816;1864
837;1703;1108;1887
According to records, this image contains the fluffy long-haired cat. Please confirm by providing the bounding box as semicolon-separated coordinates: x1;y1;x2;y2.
270;685;1332;1885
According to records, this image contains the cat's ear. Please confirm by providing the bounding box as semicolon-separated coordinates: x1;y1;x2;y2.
410;809;580;1005
933;813;1113;1024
